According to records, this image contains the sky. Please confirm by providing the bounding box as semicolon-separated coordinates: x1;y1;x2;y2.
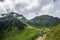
0;0;60;19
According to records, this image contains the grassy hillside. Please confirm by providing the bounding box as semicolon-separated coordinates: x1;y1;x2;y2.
0;25;50;40
1;26;40;40
27;15;60;27
45;24;60;40
0;12;27;40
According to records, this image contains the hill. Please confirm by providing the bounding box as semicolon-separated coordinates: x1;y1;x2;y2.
27;15;60;27
0;12;26;31
0;12;27;40
1;26;40;40
45;24;60;40
0;12;40;40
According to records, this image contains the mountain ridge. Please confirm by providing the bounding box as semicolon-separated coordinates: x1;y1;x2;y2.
27;15;60;27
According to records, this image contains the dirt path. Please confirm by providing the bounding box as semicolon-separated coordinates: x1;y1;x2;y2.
36;35;45;40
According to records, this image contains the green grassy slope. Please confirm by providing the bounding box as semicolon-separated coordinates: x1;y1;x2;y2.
27;15;60;27
45;24;60;40
1;26;50;40
2;26;40;40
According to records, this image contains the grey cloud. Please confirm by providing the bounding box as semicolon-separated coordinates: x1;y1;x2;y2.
15;3;27;8
0;0;4;2
0;0;60;19
10;0;60;19
22;0;53;15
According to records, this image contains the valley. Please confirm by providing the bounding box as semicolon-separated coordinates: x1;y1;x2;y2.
0;12;60;40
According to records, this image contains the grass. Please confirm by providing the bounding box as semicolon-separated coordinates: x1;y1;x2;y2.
45;24;60;40
2;26;40;40
1;25;50;40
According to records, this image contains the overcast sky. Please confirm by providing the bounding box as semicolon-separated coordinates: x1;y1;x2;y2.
0;0;60;19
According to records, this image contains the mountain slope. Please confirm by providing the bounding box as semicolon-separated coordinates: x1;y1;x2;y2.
27;15;60;27
45;24;60;40
2;27;39;40
0;12;40;40
0;12;26;32
0;12;27;40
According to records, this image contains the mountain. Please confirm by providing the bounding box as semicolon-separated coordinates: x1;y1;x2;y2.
27;15;60;27
0;12;39;40
45;24;60;40
0;12;26;32
0;12;27;21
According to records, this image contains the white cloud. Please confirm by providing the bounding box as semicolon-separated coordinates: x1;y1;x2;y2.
41;3;55;14
25;12;37;19
26;0;39;9
51;10;60;18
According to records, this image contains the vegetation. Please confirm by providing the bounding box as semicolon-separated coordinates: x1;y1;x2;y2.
0;12;26;40
27;15;60;27
0;12;60;40
0;25;50;40
0;12;26;31
45;24;60;40
2;27;39;40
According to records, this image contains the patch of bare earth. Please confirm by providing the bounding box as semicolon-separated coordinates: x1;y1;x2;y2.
36;35;45;40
